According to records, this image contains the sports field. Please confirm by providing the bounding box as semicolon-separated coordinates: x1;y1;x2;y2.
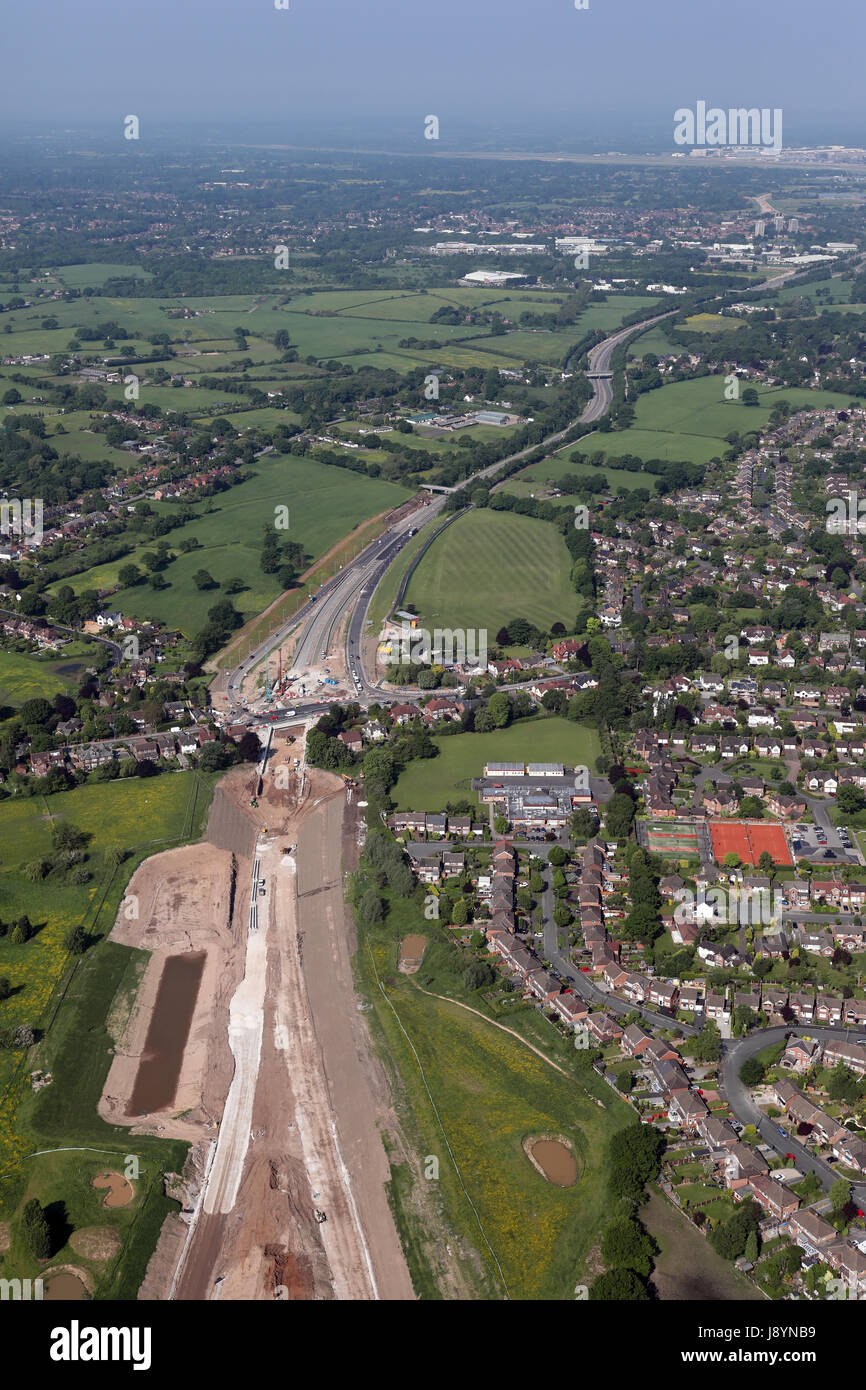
403;508;579;633
709;820;791;866
391;717;601;811
646;821;703;856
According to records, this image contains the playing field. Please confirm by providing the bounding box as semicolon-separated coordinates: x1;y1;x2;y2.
646;820;703;856
403;508;579;633
709;820;791;866
391;717;601;812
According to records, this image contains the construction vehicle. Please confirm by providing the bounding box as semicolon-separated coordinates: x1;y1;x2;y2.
313;1208;327;1224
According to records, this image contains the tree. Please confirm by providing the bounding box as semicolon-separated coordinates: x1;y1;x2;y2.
710;1200;761;1260
464;961;495;991
198;741;231;772
589;1268;649;1300
19;697;54;728
688;1022;722;1063
451;897;470;926
63;924;88;955
21;1198;51;1259
608;1124;665;1203
193;569;218;590
604;792;635;839
600;1216;657;1277
359;888;383;924
237;731;262;762
739;1056;765;1087
744;1230;759;1264
837;784;866;814
830;1177;852;1215
547;845;567;867
10;918;32;944
0;977;10;1001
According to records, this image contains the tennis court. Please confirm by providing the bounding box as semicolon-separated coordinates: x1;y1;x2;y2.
709;820;791;866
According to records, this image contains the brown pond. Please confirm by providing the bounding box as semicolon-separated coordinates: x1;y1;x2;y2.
399;934;427;972
92;1171;134;1208
528;1139;578;1187
126;951;206;1116
43;1272;90;1301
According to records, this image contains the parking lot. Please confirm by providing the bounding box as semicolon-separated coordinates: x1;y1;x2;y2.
790;821;863;866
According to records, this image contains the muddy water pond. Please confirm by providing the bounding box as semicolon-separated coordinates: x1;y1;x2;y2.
526;1137;578;1187
126;951;205;1115
398;934;427;973
92;1171;134;1208
43;1271;90;1300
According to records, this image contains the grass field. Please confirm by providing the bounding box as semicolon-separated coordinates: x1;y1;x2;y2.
391;717;601;811
0;776;210;1082
642;1188;763;1301
55;263;154;288
571;376;859;465
0;771;214;1297
403;509;578;634
52;454;411;635
362;937;631;1298
502;451;653;500
0;650;87;710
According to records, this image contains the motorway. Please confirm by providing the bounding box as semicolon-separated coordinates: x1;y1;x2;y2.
222;307;683;723
221;270;806;731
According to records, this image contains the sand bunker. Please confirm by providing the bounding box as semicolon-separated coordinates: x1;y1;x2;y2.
523;1135;579;1187
92;1171;135;1208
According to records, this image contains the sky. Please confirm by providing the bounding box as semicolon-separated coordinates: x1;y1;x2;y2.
4;0;866;150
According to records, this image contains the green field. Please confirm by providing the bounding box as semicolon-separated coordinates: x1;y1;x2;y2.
53;454;411;636
0;650;83;710
0;773;213;1298
363;941;631;1298
404;508;578;634
502;451;652;500
391;717;601;811
642;1188;763;1301
55;262;154;288
572;376;859;465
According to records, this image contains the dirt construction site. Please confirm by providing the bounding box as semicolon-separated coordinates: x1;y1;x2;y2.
102;733;415;1301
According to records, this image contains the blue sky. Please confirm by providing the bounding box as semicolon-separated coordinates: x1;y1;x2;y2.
5;0;866;147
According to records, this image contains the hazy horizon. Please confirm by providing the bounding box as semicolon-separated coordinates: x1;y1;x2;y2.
4;0;866;152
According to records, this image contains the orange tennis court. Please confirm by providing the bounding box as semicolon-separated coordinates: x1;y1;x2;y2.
709;820;792;866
